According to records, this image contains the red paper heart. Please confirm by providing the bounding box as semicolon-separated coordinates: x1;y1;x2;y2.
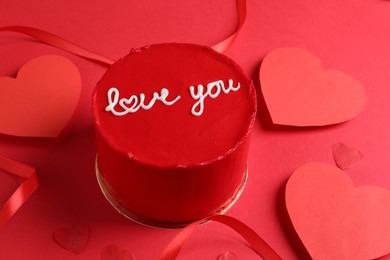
53;223;90;254
101;244;134;260
259;47;366;126
332;142;363;170
0;55;81;137
286;162;390;259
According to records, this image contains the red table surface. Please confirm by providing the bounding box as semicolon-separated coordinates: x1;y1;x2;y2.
1;0;390;259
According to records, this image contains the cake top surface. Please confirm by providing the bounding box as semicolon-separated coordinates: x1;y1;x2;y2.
93;43;256;167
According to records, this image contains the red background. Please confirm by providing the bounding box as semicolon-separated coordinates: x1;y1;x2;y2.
1;0;390;259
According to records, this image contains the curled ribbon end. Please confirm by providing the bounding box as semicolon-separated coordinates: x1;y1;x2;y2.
159;214;282;260
0;155;39;230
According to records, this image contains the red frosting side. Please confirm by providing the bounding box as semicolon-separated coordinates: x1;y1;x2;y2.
93;43;256;225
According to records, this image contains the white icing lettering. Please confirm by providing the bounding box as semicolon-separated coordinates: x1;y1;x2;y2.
104;79;240;117
105;87;181;116
189;79;240;116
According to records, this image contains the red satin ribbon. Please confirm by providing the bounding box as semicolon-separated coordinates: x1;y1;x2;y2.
0;0;245;63
0;26;114;67
159;214;282;260
212;0;246;53
0;155;39;230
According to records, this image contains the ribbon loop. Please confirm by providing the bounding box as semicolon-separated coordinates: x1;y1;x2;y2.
159;214;282;260
0;26;114;67
212;0;246;53
0;155;39;230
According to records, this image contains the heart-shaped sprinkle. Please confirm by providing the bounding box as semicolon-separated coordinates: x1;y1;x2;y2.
53;223;90;254
332;142;363;170
259;47;366;126
101;244;134;260
286;162;390;259
217;251;237;260
0;55;81;137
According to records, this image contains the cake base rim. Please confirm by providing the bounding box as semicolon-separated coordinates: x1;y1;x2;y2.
95;158;248;229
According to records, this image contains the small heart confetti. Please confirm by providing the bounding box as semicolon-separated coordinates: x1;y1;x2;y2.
332;142;363;170
101;244;134;260
53;223;90;254
217;251;237;260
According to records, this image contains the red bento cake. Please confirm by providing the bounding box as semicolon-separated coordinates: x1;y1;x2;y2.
93;43;257;227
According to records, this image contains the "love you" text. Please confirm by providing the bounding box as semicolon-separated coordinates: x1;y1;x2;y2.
105;79;240;117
